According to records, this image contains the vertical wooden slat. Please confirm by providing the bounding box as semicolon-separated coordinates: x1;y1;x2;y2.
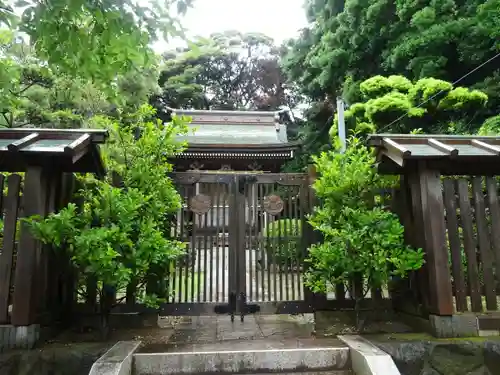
486;177;500;292
222;185;227;302
247;182;253;302
177;187;185;303
259;183;265;301
186;186;193;303
278;212;284;301
271;187;278;302
298;180;307;301
248;183;255;302
288;188;295;300
236;187;246;316
206;185;213;303
292;186;300;300
169;202;178;303
418;165;453;315
215;184;221;302
194;214;201;303
472;177;497;310
284;201;290;301
443;179;467;312
191;208;198;304
12;167;49;326
457;178;482;312
228;178;237;314
0;174;21;323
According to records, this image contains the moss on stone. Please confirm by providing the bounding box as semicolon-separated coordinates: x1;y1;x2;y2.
367;332;500;343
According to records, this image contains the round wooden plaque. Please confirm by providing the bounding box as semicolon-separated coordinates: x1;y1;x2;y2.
263;194;284;215
190;194;211;215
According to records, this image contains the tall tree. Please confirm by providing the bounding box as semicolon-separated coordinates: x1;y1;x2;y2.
0;30;160;128
0;0;193;81
153;31;301;112
334;75;488;136
284;0;500;127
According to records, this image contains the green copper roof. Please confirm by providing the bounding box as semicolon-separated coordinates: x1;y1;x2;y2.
177;123;288;145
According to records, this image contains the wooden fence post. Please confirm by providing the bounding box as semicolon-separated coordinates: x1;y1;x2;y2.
416;162;454;316
0;174;21;323
11;167;49;326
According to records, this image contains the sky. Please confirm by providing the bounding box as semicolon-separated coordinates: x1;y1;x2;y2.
154;0;309;52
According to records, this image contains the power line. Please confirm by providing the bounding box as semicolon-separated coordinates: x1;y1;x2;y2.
378;50;500;134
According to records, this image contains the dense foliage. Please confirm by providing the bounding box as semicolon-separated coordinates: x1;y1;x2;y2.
27;106;188;335
0;30;160;128
281;0;500;166
306;137;424;326
0;0;192;80
154;31;300;112
334;75;488;136
285;0;499;111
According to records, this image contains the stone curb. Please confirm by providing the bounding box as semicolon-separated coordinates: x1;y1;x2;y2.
89;340;141;375
133;346;351;374
339;335;401;375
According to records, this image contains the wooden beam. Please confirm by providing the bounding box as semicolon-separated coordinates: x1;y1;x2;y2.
383;138;411;156
0;174;21;323
11;167;49;326
418;163;454;315
407;170;431;314
64;133;91;154
381;149;404;167
428;138;459;156
471;139;500;155
0;128;108;143
382;138;411;167
7;132;39;152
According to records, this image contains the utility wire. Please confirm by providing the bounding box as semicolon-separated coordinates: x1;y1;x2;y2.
377;50;500;134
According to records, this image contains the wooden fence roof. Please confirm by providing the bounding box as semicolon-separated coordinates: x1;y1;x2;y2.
368;134;500;175
0;128;108;174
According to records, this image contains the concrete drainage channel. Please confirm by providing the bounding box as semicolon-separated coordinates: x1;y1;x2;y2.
88;336;401;375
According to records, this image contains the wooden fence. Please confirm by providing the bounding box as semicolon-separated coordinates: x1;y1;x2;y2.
5;168;500;336
380;174;500;323
443;176;500;313
0;172;75;327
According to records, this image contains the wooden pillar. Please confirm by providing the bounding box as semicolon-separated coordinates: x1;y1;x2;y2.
412;162;453;316
11;167;49;326
0;174;21;323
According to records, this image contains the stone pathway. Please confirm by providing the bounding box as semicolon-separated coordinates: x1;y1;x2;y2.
139;314;331;353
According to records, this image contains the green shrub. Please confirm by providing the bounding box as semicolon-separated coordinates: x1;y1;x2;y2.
262;218;303;268
306;136;424;328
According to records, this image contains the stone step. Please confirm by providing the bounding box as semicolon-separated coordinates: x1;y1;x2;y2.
132;346;351;375
246;372;353;375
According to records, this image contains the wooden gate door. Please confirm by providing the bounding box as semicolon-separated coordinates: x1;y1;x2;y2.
161;172;313;320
